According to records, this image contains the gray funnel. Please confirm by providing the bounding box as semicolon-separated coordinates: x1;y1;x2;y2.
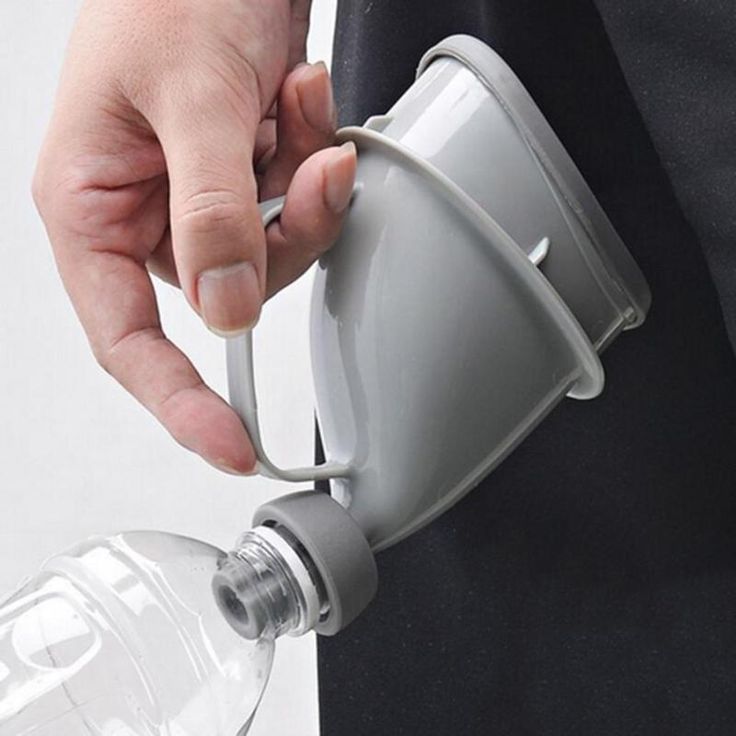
227;36;650;630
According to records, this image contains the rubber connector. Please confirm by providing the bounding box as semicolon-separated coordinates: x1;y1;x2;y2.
253;490;378;636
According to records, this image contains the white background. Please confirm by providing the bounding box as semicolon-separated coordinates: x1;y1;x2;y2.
0;1;337;734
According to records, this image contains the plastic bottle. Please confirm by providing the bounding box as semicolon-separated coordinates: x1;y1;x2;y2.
0;527;323;735
0;490;377;735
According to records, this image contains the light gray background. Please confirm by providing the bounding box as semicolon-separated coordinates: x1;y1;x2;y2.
0;2;337;734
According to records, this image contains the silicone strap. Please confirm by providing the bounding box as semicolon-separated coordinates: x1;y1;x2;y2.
226;197;351;482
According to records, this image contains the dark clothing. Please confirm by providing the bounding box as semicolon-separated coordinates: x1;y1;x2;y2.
319;2;736;735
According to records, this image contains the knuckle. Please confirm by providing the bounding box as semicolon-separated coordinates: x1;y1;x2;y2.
176;189;247;234
95;350;114;376
93;339;115;375
94;326;160;376
92;335;120;376
31;151;92;223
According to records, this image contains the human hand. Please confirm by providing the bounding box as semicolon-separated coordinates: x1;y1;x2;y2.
33;0;356;474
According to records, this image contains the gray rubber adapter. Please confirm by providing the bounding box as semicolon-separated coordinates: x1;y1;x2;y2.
253;491;378;636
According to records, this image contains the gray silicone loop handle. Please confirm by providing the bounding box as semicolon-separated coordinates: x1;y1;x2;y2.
226;196;352;483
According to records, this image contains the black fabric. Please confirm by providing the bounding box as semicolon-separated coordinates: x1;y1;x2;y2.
319;2;736;735
593;1;736;349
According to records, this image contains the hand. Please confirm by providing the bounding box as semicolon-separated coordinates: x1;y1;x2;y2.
33;0;356;474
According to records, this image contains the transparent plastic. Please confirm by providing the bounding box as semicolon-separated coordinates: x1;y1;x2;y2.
0;531;303;736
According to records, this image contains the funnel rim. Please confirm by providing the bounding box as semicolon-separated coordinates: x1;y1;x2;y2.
416;34;651;329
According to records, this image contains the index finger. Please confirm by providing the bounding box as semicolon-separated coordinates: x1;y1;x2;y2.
69;244;256;474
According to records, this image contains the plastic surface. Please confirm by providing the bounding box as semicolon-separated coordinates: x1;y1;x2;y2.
226;35;651;552
213;524;323;641
253;491;378;636
388;34;650;348
0;533;274;735
226;197;350;483
311;130;602;550
315;36;649;551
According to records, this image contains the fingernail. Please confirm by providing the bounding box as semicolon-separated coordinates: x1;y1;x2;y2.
211;458;258;476
197;262;260;336
297;61;335;133
324;141;357;213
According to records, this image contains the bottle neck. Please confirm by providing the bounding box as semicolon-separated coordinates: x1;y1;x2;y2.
212;525;326;640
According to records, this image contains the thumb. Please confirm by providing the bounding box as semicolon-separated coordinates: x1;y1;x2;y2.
156;82;266;336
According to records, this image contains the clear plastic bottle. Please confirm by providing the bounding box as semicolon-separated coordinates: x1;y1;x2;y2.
0;527;323;736
0;490;377;735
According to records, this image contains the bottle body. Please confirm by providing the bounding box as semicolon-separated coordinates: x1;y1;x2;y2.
0;532;275;736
